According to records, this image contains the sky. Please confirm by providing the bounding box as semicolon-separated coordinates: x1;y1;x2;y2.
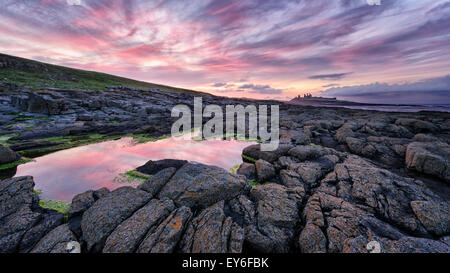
0;0;450;101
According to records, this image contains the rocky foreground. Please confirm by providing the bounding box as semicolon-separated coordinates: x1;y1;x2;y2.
0;87;449;253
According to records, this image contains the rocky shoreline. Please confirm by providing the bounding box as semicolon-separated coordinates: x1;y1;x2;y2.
0;87;449;253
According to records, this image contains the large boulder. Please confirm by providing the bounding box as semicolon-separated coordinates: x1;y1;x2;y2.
0;176;64;253
0;144;21;165
236;163;256;180
136;159;187;175
0;176;39;220
81;187;152;252
255;159;275;182
405;142;449;182
242;144;293;163
158;163;250;209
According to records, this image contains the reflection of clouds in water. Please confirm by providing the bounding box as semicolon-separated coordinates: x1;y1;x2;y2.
15;137;255;202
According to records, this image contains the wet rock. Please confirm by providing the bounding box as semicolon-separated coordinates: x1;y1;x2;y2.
136;159;187;175
0;144;20;165
411;201;450;236
103;199;175;253
81;187;152;252
255;159;275;182
137;206;192;253
406;142;449;182
138;167;177;196
236;163;256;180
179;201;243;253
68;190;96;219
158;163;250;209
31;224;77;253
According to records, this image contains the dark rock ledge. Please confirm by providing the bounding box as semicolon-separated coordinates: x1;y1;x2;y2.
1;143;449;253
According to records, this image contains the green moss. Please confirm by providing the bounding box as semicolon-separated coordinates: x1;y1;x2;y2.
248;180;274;187
37;117;53;121
113;169;151;184
0;134;18;146
39;200;71;218
15;133;171;158
242;154;257;163
129;134;170;144
33;189;42;195
230;164;240;174
194;132;264;143
0;158;33;170
18;134;122;157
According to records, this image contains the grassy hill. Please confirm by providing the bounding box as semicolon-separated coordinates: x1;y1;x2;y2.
0;53;204;94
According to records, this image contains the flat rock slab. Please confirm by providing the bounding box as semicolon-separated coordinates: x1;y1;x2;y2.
136;159;187;175
158;163;250;209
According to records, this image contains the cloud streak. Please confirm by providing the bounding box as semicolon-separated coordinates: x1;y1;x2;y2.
309;73;352;80
321;75;450;96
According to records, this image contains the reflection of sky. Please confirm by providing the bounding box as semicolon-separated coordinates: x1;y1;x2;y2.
15;137;255;202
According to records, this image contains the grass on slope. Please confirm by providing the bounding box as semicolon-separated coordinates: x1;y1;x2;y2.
0;53;203;94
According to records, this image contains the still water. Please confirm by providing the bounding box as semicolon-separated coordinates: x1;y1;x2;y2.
13;136;255;202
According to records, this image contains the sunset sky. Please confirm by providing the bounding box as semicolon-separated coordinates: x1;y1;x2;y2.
1;0;450;100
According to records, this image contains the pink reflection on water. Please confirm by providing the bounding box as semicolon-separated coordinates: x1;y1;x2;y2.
15;137;255;202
